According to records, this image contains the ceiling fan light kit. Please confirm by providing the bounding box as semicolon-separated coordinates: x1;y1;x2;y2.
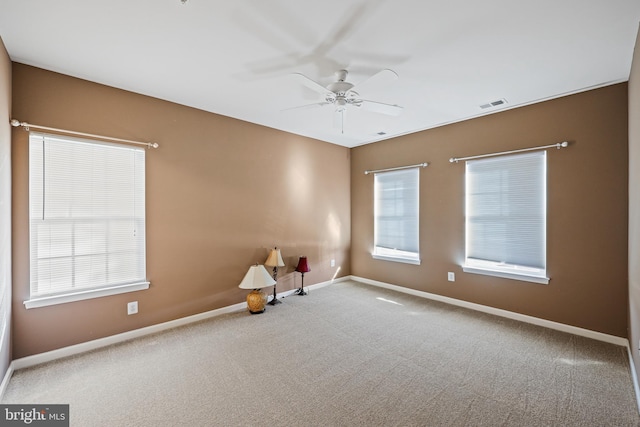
286;69;403;134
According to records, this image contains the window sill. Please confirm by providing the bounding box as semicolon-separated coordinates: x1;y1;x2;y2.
462;265;549;284
24;281;150;309
372;254;421;265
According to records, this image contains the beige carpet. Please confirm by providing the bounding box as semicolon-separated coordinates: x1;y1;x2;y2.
2;280;639;426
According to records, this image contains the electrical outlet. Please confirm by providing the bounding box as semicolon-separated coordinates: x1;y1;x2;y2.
331;259;336;267
447;272;455;282
127;301;138;315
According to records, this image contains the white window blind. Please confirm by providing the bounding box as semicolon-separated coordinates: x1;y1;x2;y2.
464;151;547;283
373;167;420;264
28;133;148;303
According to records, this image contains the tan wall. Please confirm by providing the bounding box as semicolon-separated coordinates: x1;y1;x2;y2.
11;63;351;358
0;39;12;376
351;83;629;337
629;27;640;375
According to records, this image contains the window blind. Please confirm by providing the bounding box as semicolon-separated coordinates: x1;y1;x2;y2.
373;167;420;264
29;133;147;299
465;151;546;277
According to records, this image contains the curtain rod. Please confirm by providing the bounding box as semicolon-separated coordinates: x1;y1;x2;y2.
10;119;159;149
364;162;428;175
449;141;568;163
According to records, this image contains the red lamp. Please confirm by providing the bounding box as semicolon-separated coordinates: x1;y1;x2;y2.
294;256;311;296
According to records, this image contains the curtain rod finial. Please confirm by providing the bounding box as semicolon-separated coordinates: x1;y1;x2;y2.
10;119;20;127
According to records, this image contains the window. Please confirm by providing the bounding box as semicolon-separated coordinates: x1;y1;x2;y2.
373;168;420;265
27;133;149;308
464;151;548;284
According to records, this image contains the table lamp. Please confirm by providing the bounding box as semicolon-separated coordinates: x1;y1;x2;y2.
264;247;285;305
294;256;310;296
238;264;276;314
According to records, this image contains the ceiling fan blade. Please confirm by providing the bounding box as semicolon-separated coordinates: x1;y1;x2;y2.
281;101;331;112
358;99;404;116
290;73;333;97
349;69;399;95
358;100;403;116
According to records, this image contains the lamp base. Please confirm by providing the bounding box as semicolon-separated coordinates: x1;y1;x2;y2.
268;298;282;305
295;288;308;296
246;289;267;314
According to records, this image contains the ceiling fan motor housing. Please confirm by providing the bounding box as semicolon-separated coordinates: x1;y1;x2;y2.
326;71;354;106
326;81;354;95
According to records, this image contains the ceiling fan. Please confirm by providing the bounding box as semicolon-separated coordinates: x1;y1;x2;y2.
284;69;403;134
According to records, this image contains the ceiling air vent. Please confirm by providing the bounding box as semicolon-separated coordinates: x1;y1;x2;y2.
479;98;508;110
377;131;387;136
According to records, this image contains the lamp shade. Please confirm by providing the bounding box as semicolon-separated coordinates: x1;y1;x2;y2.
295;256;311;273
264;248;285;268
238;264;277;289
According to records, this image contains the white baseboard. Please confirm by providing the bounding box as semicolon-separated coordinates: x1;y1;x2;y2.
627;344;640;414
271;275;346;301
349;275;628;347
0;363;14;400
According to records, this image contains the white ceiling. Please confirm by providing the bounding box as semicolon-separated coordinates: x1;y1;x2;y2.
1;1;639;148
